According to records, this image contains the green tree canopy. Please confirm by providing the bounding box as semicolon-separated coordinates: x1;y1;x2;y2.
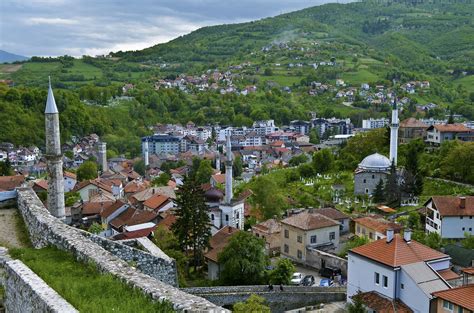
77;161;98;181
195;159;213;184
218;232;267;285
270;258;295;285
233;294;270;313
312;148;334;174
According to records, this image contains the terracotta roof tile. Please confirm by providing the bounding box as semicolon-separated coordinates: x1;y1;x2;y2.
354;216;402;233
437;269;461;281
64;171;77;179
99;200;127;219
430;196;474;216
252;218;281;234
143;194;170;210
33;179;48;191
157;214;177;231
432;284;474;310
0;175;24;191
109;207;158;229
281;211;339;230
211;174;226;184
429;123;471;133
461;267;474;275
82;201;115;215
399;118;428;128
204;226;240;263
352;291;413;313
313;207;349;221
350;234;449;267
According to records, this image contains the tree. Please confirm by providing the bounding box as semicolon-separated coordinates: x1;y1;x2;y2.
65;192;80;207
77;161;98;181
407;211;422;231
218;232;267;285
172;177;211;271
250;176;286;219
0;159;13;176
404;143;423;196
384;161;400;207
233;294;270;313
462;232;474;249
346;292;367;313
263;68;273;76
152;172;171;186
298;163;315;178
289;154;308;167
372;179;385;203
233;155;243;178
270;258;295;284
133;159;146;176
309;129;320;144
195;159;213;184
339;236;370;258
88;222;103;234
312;149;334;173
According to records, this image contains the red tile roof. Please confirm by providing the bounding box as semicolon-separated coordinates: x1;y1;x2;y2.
431;123;471;133
74;179;113;193
99;200;127;219
143;194;170;210
64;171;77;179
33;179;48;191
429;196;474;216
437;269;461;281
0;175;24;191
350;234;449;267
112;225;156;240
461;267;474;275
109;208;158;229
399;118;428;128
82;201;115;215
157;214;177;231
313;207;349;221
204;226;240;263
354;216;402;234
281;211;339;231
352;291;413;313
211;174;226;184
432;284;474;310
252;218;281;234
124;180;150;194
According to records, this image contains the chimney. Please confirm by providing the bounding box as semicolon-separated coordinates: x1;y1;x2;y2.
403;228;412;243
460;196;466;209
386;228;394;243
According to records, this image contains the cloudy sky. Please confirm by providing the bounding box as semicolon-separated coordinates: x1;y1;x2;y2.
0;0;349;57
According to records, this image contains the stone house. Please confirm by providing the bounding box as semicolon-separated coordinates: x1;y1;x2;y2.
424;196;474;239
353;216;402;242
204;226;240;280
398;118;428;144
280;211;340;263
251;218;281;256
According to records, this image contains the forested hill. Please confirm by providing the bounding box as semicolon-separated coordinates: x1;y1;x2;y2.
114;0;473;72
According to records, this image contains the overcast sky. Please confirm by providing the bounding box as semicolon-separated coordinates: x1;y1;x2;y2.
1;0;348;57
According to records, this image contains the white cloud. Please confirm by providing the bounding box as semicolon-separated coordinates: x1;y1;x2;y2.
25;17;78;25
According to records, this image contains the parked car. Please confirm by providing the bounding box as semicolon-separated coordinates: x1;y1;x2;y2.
319;278;334;287
319;266;342;278
302;275;315;286
290;272;303;285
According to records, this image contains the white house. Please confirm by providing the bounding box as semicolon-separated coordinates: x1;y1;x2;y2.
63;171;77;192
425;196;474;239
348;230;453;313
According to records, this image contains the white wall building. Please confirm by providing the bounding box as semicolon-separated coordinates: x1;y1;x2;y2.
362;118;389;129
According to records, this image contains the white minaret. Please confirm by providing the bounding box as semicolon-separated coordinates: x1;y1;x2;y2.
98;141;107;172
389;97;399;165
215;147;221;172
143;140;149;167
224;134;233;204
45;77;65;220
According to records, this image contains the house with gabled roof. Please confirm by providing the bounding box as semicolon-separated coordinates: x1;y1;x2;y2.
431;284;474;313
425;124;473;145
204;226;240;280
354;215;403;242
425;196;474;239
348;230;454;313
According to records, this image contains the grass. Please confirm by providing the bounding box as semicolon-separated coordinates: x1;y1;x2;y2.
9;247;175;313
341;69;380;85
453;75;474;93
66;60;103;80
14;211;32;248
420;178;474;202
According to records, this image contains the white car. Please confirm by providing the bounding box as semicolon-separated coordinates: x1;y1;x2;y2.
290;272;303;285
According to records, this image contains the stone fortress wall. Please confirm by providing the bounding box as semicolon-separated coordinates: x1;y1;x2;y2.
0;247;78;313
15;187;227;312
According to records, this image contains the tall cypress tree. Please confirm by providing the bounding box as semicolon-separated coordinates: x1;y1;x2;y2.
172;176;211;271
384;161;400;207
373;178;385;203
405;144;423;196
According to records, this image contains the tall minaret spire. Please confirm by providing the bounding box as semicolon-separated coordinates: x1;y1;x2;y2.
215;146;221;172
224;133;233;204
389;95;399;166
45;77;65;220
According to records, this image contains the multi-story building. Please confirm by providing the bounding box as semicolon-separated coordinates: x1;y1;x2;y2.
425;196;474;239
281;210;340;263
362;118;389;129
399;118;428;144
251;218;282;256
311;117;353;138
425;124;473;145
354;216;402;242
348;230;453;313
142;134;181;155
290;120;311;135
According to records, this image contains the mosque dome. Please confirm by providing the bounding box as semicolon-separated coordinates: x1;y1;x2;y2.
205;188;224;202
358;153;391;171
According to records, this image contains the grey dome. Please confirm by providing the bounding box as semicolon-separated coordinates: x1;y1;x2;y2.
205;188;224;202
358;153;391;171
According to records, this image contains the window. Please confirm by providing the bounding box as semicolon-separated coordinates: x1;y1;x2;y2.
369;232;374;240
383;275;388;288
310;235;317;244
400;283;404;289
211;214;214;221
256;233;259;237
284;229;289;238
284;244;289;253
372;175;375;179
297;250;302;259
375;272;380;285
329;232;336;240
457;307;463;313
463;227;465;231
470;228;473;231
363;179;366;183
225;215;229;221
461;216;464;220
357;226;360;233
365;188;369;194
362;228;366;235
297;235;302;243
443;300;453;311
